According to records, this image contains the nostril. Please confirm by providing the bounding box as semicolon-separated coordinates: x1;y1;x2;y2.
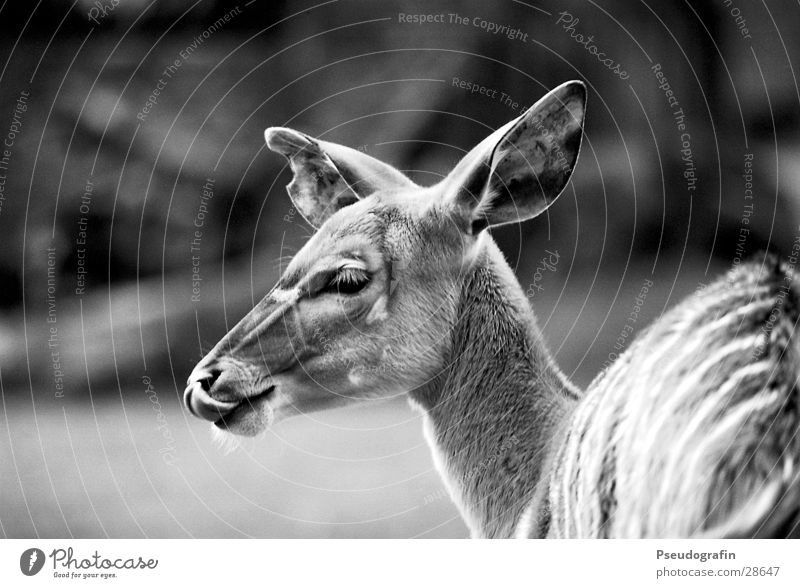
184;368;239;422
185;368;227;421
198;369;221;393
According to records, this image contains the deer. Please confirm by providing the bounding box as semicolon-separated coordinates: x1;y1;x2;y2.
184;81;800;538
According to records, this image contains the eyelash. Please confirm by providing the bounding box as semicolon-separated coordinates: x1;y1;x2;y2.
327;267;370;294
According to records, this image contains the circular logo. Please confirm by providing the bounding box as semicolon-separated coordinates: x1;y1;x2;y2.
20;548;45;576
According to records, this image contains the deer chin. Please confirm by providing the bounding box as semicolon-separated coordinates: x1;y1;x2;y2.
212;385;278;437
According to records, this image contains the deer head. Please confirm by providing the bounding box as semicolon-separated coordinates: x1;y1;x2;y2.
184;81;586;438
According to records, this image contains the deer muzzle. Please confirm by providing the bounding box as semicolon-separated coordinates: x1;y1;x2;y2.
183;292;303;425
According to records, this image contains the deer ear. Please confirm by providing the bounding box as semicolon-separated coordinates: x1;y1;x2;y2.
265;127;415;229
444;81;586;233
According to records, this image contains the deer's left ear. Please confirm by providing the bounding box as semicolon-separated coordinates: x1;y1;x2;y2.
266;128;415;229
443;81;586;233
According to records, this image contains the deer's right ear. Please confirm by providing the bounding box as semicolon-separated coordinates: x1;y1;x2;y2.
442;81;586;234
265;127;415;229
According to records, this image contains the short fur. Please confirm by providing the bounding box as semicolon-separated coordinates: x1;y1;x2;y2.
541;256;800;538
186;82;799;538
411;236;579;537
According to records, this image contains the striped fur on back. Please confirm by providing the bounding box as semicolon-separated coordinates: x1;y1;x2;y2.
546;257;800;537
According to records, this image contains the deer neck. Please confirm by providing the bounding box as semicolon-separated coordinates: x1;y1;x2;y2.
411;236;579;538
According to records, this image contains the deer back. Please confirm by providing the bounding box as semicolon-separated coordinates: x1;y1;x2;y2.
542;257;800;538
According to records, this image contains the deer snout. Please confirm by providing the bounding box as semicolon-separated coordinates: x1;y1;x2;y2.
184;368;240;422
185;358;279;425
183;295;302;427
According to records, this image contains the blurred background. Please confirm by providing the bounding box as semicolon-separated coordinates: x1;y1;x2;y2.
1;0;798;538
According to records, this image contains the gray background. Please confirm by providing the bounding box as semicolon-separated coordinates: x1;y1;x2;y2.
1;0;798;537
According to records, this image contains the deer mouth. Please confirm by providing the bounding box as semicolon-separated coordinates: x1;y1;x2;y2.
212;385;276;430
184;372;277;427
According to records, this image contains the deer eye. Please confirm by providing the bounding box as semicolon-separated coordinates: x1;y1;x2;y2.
326;266;370;295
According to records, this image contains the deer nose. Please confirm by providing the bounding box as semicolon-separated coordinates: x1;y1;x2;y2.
184;368;239;422
195;369;220;393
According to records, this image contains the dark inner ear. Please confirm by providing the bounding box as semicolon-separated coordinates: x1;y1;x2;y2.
266;128;361;229
445;81;586;233
286;142;360;228
485;86;584;225
266;127;417;229
488;108;583;211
